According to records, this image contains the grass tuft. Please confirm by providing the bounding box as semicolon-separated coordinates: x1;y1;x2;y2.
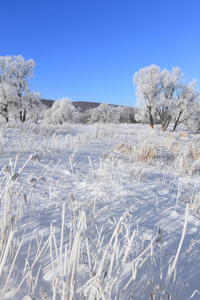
116;143;157;163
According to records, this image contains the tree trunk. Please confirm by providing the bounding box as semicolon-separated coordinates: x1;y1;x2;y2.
0;103;9;122
173;123;178;132
22;109;26;122
161;107;170;132
162;119;166;131
0;113;9;122
19;111;23;122
173;111;182;131
19;109;26;122
148;107;154;129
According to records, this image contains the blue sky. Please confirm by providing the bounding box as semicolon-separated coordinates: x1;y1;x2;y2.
1;0;200;107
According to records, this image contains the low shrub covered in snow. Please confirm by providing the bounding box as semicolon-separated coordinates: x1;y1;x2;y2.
43;97;78;125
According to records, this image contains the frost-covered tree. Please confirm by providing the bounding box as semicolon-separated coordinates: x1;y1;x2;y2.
8;91;43;123
87;104;136;124
43;97;78;124
0;55;40;122
0;56;15;122
133;65;162;129
8;55;36;122
79;104;134;124
79;110;91;124
134;106;159;124
88;103;120;124
25;91;44;123
157;67;183;131
171;80;199;131
185;110;200;133
0;81;12;122
116;106;131;123
134;65;199;131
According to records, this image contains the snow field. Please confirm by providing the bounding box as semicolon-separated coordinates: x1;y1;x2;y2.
0;123;200;299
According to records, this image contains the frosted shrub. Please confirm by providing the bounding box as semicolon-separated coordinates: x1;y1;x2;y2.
43;97;78;125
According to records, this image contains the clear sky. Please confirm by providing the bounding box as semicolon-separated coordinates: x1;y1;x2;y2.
1;0;200;107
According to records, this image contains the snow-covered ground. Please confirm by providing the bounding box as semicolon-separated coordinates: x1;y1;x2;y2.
0;123;200;299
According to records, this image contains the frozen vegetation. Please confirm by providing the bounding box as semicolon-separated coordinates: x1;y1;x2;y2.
0;122;200;299
0;54;200;299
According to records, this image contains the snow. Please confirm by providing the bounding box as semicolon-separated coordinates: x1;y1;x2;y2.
0;123;200;299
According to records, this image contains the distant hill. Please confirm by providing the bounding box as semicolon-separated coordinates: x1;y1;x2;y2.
41;99;102;110
72;101;101;111
41;99;55;107
41;99;135;111
41;99;138;123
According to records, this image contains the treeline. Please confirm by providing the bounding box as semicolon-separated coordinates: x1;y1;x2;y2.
1;56;200;132
43;98;136;125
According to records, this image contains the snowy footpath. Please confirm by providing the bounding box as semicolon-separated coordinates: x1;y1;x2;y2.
0;123;200;299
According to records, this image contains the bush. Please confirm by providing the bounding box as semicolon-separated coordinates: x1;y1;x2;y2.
43;98;78;125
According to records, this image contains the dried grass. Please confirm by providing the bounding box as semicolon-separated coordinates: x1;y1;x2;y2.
167;133;174;139
178;132;188;138
116;144;132;154
116;136;200;176
116;144;157;163
190;146;200;161
174;157;191;174
169;142;178;152
190;192;200;214
137;145;157;162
